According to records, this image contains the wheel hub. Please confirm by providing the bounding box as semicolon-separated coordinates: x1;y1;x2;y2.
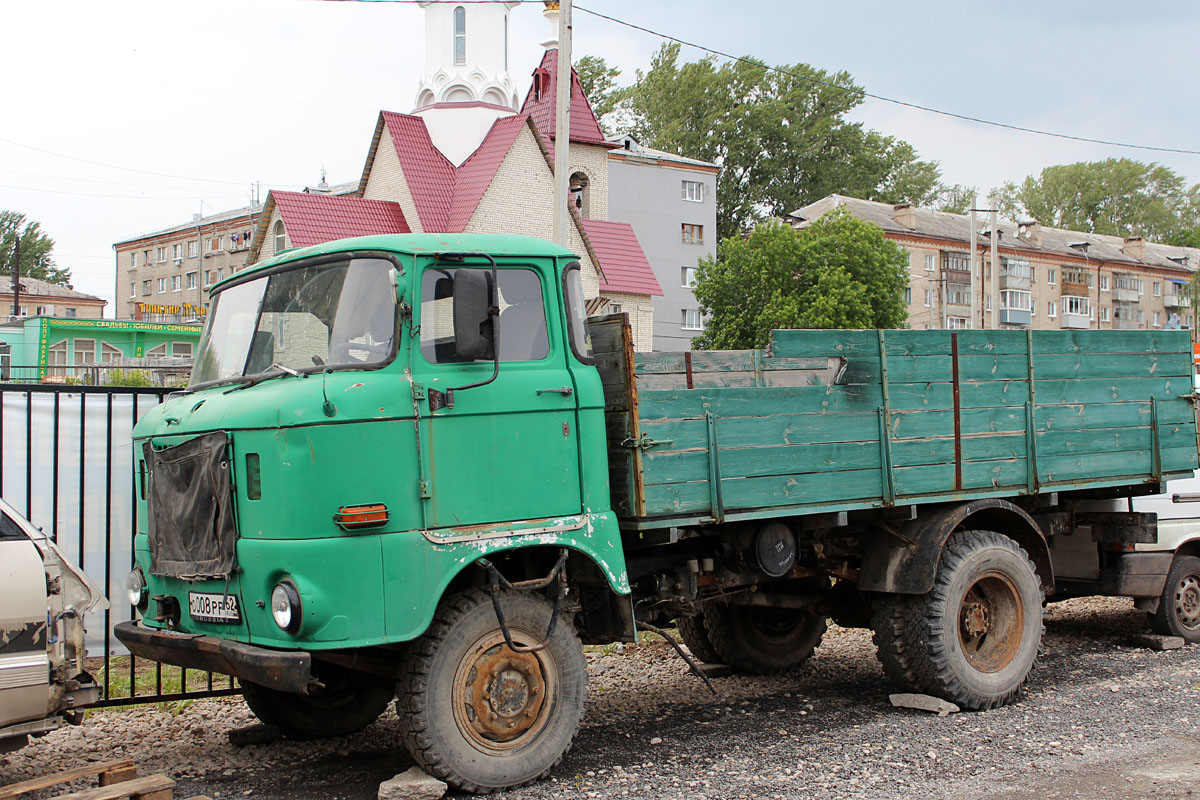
961;600;992;638
1177;574;1200;629
460;645;547;745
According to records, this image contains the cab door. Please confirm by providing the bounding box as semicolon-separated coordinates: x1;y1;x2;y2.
0;513;51;729
411;260;582;530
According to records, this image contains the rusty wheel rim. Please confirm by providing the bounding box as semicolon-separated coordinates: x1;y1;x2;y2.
957;570;1024;674
1175;572;1200;631
451;630;556;755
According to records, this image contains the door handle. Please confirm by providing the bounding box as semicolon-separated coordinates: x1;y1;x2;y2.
537;387;574;396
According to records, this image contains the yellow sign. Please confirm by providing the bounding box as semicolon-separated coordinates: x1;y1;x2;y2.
135;302;208;318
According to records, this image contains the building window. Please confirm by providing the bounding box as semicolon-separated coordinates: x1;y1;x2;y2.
1047;268;1056;285
682;309;703;330
1100;274;1110;291
1062;296;1089;317
186;272;197;289
1153;281;1161;297
273;220;287;253
155;247;166;263
47;341;68;376
128;252;136;269
142;280;151;296
924;289;933;307
904;287;912;305
207;235;222;253
681;266;697;287
947;317;968;329
73;339;96;365
65;307;76;318
172;243;182;260
1101;306;1110;322
171;275;181;291
1030;266;1036;282
453;6;466;65
100;342;123;362
172;342;193;358
609;304;622;314
681;224;703;245
145;343;168;358
925;254;935;271
942;251;969;272
947;286;970;306
1031;299;1037;316
569;172;590;218
1137;309;1145;324
1047;300;1058;318
1154;311;1162;327
188;241;198;258
129;283;136;298
681;180;704;202
157;278;166;293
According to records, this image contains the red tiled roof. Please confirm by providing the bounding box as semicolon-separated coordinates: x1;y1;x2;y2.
273;192;409;248
580;219;663;297
380;111;456;232
444;113;529;233
520;49;615;160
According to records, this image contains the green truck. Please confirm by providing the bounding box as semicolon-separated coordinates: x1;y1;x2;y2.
116;233;1200;793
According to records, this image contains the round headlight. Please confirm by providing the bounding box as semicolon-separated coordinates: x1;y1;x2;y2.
126;567;147;610
271;581;301;633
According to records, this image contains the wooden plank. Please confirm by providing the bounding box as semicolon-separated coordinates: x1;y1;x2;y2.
643;467;886;516
57;775;175;800
1030;329;1191;355
894;458;1027;495
639;385;884;421
634;351;834;374
891;401;1194;440
771;328;1192;358
641;440;882;485
0;762;137;799
640;411;880;451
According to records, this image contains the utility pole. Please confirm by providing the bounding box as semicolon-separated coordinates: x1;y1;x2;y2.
10;235;20;320
990;208;999;328
551;0;572;247
968;198;977;328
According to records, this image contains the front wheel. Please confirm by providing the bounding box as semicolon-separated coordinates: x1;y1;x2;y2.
240;663;394;740
397;589;586;794
873;529;1044;710
1149;554;1200;643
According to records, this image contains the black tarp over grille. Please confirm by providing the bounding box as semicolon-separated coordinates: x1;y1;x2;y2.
143;431;237;578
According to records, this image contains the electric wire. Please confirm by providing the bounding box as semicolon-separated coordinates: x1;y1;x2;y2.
0;182;250;201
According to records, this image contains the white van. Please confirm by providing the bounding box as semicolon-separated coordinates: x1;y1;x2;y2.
0;497;107;752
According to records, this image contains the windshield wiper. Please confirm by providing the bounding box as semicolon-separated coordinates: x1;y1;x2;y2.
222;364;302;394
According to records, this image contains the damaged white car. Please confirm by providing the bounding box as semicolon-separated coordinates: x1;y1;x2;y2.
0;497;107;752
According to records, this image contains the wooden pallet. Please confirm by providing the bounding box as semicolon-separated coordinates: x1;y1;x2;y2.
0;760;209;800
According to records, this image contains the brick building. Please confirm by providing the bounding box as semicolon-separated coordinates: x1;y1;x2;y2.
0;275;106;320
789;195;1200;333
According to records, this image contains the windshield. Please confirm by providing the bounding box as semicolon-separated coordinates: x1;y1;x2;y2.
190;257;397;387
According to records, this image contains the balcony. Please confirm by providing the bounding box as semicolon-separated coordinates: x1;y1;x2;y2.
1061;280;1089;296
1112;318;1140;330
1000;309;1031;325
1164;293;1191;309
1060;313;1090;329
1114;274;1142;303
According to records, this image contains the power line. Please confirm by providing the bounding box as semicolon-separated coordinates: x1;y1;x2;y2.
0;182;249;201
0;136;258;186
571;5;1200;157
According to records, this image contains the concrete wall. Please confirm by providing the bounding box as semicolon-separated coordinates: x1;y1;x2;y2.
607;157;716;351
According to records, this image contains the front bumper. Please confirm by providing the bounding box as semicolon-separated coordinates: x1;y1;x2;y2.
115;621;317;694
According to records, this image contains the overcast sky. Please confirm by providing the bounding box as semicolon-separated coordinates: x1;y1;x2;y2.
2;0;1197;315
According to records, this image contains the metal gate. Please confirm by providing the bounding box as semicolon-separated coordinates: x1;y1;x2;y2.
0;384;237;707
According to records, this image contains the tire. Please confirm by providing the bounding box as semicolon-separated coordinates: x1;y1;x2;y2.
240;663;394;740
1149;554;1200;644
703;600;828;675
882;529;1044;710
396;588;587;794
676;612;720;663
871;593;926;693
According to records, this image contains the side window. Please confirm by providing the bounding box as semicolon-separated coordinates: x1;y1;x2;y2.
0;512;27;541
420;268;549;364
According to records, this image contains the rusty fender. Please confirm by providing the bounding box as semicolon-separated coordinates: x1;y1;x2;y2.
858;499;1053;596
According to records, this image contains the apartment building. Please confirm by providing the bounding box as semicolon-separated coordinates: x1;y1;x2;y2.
789;195;1199;333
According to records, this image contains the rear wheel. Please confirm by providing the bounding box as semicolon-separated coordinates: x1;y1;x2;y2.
874;529;1044;710
240;664;394;739
396;589;586;794
676;613;720;663
1149;554;1200;644
703;599;827;675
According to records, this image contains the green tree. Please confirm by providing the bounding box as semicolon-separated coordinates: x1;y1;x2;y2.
994;159;1199;242
0;211;71;285
692;209;908;349
934;184;978;215
573;55;623;131
614;44;943;239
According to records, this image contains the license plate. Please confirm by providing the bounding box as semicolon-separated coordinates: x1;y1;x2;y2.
188;592;240;623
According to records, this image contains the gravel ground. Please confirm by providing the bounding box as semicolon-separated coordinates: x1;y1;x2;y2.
2;596;1198;799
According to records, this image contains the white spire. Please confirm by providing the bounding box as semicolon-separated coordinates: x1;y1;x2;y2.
413;1;521;165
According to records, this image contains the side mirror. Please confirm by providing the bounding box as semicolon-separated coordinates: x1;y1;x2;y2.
453;269;495;361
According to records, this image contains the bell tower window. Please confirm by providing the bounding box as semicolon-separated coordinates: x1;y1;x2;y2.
569;172;591;219
453;6;466;66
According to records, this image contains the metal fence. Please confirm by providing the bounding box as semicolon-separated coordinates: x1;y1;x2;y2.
1;363;191;388
0;384;237;707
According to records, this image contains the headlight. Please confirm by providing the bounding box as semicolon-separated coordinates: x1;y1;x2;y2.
271;581;302;633
126;567;147;610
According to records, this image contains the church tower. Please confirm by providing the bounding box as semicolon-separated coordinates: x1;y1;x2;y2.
413;1;520;165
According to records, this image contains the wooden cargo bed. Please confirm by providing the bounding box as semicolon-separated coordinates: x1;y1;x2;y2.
587;315;1199;528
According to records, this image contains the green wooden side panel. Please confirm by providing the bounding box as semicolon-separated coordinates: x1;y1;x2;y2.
621;328;1200;523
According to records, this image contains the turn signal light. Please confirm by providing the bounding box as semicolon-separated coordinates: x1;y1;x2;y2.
333;503;389;530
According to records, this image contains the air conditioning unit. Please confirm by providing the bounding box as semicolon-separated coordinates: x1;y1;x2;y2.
174;258;183;266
